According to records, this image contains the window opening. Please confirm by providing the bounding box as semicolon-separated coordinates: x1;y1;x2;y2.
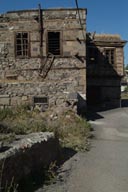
34;97;48;104
47;32;60;55
33;96;49;111
15;32;29;57
105;49;115;65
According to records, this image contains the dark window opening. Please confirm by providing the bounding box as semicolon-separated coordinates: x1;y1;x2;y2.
6;75;18;80
87;47;98;64
33;96;49;111
105;49;115;65
34;97;48;104
47;32;60;55
15;32;29;57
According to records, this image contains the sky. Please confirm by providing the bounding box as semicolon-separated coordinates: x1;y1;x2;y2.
0;0;128;64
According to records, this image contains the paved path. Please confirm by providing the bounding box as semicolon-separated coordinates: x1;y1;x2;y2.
38;107;128;192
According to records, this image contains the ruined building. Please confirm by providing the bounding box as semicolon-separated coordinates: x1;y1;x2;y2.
0;7;126;112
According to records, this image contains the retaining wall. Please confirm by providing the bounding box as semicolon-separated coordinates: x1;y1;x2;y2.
0;132;60;189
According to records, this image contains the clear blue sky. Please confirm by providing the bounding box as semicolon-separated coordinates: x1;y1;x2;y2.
0;0;128;64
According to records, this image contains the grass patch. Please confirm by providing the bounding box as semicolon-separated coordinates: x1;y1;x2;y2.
0;105;91;151
47;110;91;151
0;106;91;191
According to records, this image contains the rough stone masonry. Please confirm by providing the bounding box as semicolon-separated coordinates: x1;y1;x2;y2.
0;6;126;111
0;8;87;114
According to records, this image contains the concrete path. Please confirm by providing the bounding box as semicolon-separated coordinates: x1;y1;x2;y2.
39;107;128;192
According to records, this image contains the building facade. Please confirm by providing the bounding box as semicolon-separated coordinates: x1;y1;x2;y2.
0;8;86;113
0;7;126;111
86;33;126;109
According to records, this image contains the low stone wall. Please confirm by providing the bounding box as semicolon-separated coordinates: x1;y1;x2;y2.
0;132;60;188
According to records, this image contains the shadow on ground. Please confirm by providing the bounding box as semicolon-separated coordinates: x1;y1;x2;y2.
86;102;126;121
86;110;104;121
18;147;77;192
86;105;106;121
59;147;77;165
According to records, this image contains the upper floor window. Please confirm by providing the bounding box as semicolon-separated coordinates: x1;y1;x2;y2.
47;32;61;55
15;32;29;58
104;49;115;65
87;47;98;64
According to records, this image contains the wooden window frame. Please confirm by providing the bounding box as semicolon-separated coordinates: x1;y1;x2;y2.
46;31;62;56
104;48;115;65
15;32;30;58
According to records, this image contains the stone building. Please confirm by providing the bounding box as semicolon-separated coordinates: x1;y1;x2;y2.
0;8;86;113
0;7;126;112
87;33;126;109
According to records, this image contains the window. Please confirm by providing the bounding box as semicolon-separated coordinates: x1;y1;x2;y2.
15;32;29;57
33;96;48;111
34;96;48;104
105;49;115;65
47;32;61;55
87;47;98;64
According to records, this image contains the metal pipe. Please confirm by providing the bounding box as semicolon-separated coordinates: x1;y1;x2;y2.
38;4;43;48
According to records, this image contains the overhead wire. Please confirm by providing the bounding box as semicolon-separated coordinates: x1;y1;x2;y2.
75;0;86;42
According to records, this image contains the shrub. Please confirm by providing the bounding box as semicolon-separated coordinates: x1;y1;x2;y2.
0;108;14;121
0;106;91;151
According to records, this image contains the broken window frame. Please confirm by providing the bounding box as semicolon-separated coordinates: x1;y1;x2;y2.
15;32;30;58
87;47;99;65
33;96;49;111
47;31;62;56
104;48;115;65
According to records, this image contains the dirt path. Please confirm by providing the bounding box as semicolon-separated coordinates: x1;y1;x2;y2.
37;107;128;192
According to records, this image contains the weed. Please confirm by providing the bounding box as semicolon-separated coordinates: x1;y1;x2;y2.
44;161;58;185
0;160;18;192
47;110;91;151
0;105;91;151
0;105;91;191
0;109;14;121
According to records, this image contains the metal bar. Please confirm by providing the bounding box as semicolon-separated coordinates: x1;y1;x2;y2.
38;4;43;48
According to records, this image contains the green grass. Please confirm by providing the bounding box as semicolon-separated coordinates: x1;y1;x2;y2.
0;106;91;191
0;105;91;151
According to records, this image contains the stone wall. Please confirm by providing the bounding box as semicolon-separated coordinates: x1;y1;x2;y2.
86;34;126;108
0;132;60;188
87;77;121;108
0;8;87;113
